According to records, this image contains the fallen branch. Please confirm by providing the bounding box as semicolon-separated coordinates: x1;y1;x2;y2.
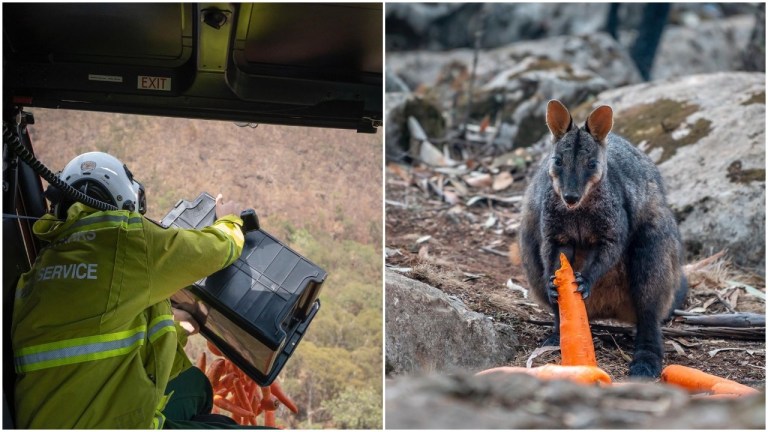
480;246;509;257
526;320;765;341
676;313;765;328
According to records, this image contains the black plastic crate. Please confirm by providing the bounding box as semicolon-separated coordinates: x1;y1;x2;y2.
160;192;326;385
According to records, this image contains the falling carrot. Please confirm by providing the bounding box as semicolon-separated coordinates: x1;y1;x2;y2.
554;253;597;367
661;365;758;395
206;358;226;386
265;411;276;428
203;356;299;425
476;364;611;385
207;340;224;357
251;391;262;417
270;380;299;414
213;395;254;418
196;352;207;373
234;378;251;411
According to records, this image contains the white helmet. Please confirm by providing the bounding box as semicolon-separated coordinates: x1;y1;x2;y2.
58;151;146;214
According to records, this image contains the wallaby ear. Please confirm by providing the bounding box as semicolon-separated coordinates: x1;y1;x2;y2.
546;99;573;140
585;105;613;142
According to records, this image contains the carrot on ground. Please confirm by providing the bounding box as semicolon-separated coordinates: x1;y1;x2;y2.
711;381;759;396
270;380;299;414
476;363;611;385
554;253;597;367
661;365;758;395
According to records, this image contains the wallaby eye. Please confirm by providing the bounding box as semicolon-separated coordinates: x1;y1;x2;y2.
553;157;563;167
587;160;598;170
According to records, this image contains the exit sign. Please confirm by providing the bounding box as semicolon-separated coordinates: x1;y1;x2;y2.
137;76;171;91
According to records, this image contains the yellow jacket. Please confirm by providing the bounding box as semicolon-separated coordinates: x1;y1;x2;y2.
12;203;244;428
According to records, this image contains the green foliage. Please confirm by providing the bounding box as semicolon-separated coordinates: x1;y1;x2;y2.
321;387;382;429
268;218;382;429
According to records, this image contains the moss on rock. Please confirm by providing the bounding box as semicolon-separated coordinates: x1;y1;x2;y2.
741;90;765;106
400;98;446;150
613;98;712;164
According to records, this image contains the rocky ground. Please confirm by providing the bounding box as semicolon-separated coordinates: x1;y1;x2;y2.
385;159;766;383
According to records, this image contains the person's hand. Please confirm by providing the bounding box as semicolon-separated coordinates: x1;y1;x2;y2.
215;193;242;218
172;305;200;336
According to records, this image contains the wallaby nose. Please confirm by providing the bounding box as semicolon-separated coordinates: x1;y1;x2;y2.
564;193;580;205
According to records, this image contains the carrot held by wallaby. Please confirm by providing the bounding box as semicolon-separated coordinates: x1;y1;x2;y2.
476;364;611;385
554;253;597;367
661;365;758;395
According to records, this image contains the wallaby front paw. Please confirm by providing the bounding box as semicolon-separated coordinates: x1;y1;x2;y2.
547;275;559;304
574;272;591;299
541;332;560;347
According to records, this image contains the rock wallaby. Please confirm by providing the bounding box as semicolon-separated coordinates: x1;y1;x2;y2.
519;99;687;378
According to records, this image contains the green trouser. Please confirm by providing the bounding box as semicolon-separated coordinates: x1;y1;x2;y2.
162;367;271;429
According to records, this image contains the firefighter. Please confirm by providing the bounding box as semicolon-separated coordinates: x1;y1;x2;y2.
11;151;253;428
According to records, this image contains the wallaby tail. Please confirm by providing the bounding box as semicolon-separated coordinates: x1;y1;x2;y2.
665;274;689;321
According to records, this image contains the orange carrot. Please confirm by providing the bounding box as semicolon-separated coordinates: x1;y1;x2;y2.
554;253;597;367
207;340;223;357
246;379;257;401
711;381;759;396
251;391;262;417
196;352;207;373
265;410;276;428
661;365;757;395
234;378;251;412
270;380;299;414
220;372;237;393
260;387;280;411
206;358;226;386
214;395;254;418
476;364;611;385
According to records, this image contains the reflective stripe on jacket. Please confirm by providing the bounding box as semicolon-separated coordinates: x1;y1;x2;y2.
12;203;244;428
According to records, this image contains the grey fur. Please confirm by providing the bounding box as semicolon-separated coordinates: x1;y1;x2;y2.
519;101;687;378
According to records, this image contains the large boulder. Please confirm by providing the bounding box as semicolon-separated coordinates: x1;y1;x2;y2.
385;270;518;375
651;15;757;80
387;33;640;150
384;94;445;162
386;3;612;51
573;72;765;271
386;372;766;429
388;32;641;93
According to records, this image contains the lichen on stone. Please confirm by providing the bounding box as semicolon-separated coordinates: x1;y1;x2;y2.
740;90;765;106
612;98;712;164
